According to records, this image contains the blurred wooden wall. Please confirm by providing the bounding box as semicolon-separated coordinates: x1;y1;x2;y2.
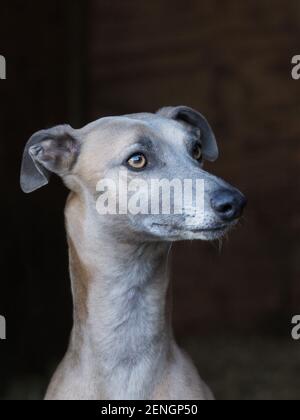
86;0;300;335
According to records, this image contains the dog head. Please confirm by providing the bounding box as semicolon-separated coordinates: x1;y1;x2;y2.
21;106;246;242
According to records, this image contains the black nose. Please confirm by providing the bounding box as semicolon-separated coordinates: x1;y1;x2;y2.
211;189;247;222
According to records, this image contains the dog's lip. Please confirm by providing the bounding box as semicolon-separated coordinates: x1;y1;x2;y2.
188;225;228;233
151;223;229;233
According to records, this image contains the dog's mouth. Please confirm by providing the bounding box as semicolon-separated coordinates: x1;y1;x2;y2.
189;224;233;241
152;222;228;231
150;222;232;240
187;225;228;233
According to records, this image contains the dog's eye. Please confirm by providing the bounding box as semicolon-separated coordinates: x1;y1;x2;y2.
127;153;148;170
192;144;203;161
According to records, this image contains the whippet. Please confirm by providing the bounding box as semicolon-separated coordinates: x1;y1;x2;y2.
20;106;246;400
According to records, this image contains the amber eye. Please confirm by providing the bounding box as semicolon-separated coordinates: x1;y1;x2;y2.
192;144;203;161
127;153;147;170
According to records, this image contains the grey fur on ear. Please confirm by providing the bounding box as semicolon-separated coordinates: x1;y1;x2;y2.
157;106;219;162
20;125;79;194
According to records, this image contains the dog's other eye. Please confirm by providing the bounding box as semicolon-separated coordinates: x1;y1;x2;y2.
127;153;148;170
192;144;203;161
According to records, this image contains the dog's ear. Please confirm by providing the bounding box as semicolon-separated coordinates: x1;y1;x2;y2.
20;125;79;193
157;106;219;162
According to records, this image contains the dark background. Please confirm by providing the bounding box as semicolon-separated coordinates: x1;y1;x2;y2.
0;0;300;400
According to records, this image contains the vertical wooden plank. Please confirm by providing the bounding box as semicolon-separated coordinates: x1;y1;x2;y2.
66;0;88;127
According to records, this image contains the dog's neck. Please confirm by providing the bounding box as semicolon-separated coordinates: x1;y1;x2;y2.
65;193;173;397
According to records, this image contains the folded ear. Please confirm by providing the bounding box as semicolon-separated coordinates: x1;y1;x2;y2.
20;125;79;193
157;106;219;162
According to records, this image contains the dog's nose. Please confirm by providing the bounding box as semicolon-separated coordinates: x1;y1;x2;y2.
211;189;247;222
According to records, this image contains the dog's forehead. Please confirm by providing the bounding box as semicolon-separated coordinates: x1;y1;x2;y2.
79;114;188;147
127;113;188;143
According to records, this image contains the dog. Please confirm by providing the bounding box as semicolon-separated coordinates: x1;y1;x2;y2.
20;106;246;400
